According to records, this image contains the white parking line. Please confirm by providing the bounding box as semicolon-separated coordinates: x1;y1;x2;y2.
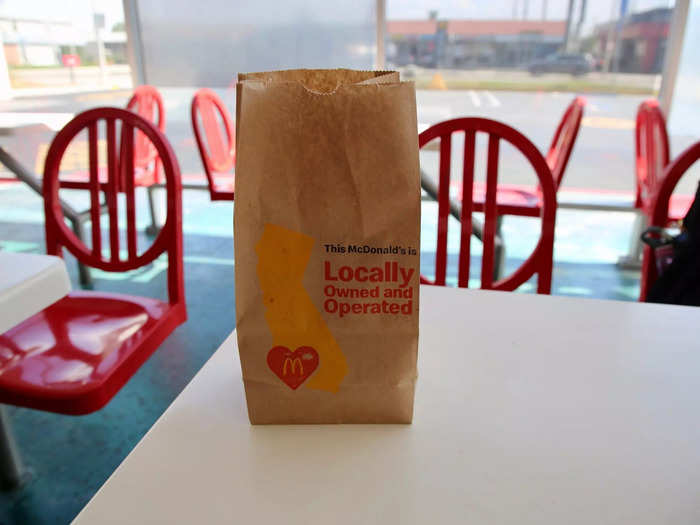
468;90;481;107
484;91;501;107
418;105;452;119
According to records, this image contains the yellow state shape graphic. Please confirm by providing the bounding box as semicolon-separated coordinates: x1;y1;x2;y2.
256;223;347;393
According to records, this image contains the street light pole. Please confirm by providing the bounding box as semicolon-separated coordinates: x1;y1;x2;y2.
563;0;576;51
92;1;107;85
376;0;386;69
574;0;588;48
602;0;619;72
610;0;631;74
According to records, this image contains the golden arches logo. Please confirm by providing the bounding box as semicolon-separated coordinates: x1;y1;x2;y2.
282;357;304;376
267;346;320;390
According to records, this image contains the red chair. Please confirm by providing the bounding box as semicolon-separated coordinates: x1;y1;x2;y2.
191;88;235;201
634;99;693;223
0;107;186;415
635;99;670;216
419;118;557;293
126;85;167;233
546;96;586;189
639;141;700;301
126;85;166;185
464;96;585;217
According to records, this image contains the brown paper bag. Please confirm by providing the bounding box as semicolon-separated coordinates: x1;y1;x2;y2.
234;69;420;424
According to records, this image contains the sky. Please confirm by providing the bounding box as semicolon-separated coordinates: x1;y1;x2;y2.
0;0;676;38
0;0;125;35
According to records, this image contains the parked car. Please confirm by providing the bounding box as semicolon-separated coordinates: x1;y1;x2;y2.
528;53;595;76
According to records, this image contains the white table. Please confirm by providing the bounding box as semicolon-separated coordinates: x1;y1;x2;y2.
0;251;70;489
74;286;700;524
0;251;71;334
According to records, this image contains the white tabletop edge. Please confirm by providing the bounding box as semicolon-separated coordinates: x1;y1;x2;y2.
0;252;71;333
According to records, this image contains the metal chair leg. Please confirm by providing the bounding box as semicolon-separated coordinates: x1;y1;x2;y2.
420;169;506;284
71;218;93;288
145;185;160;236
617;211;646;269
0;406;26;491
494;215;505;282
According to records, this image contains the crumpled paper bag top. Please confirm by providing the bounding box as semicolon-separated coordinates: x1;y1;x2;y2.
238;68;400;93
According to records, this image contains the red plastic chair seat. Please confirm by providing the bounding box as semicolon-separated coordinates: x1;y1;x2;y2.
470;182;541;217
666;194;693;223
469;184;689;221
211;176;234;199
132;167;159;187
0;107;186;418
59;166;156;189
437;98;583;223
0;291;185;415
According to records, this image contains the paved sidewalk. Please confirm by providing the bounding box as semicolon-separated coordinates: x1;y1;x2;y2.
8;65;132;97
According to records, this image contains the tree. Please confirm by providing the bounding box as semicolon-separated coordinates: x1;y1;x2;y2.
112;21;126;32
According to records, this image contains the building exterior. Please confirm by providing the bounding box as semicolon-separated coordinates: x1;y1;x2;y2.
83;32;127;64
592;7;671;74
0;16;127;67
0;17;81;66
387;19;566;69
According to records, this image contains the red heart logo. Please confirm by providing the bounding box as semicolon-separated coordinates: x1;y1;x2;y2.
267;346;319;390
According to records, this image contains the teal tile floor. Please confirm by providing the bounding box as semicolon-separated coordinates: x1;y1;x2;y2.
0;182;641;524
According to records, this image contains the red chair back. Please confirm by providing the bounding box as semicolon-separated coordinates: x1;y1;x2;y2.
191;88;236;199
420;118;557;293
639;141;700;301
43;107;184;305
126;85;166;185
545;96;585;190
635;99;670;213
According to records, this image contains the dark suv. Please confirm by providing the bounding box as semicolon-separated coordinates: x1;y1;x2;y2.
528;53;594;76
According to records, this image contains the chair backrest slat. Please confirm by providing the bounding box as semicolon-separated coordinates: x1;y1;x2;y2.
435;133;452;286
88;121;102;257
419;117;557;294
191;88;236;200
546;96;585;190
481;134;500;289
199;99;229;168
44;107;184;306
635;99;670;212
125;85;165;186
106;118;120;262
457;130;476;287
122;122;138;260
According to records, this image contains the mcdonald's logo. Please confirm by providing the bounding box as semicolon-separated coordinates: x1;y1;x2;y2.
267;345;319;390
283;357;304;376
